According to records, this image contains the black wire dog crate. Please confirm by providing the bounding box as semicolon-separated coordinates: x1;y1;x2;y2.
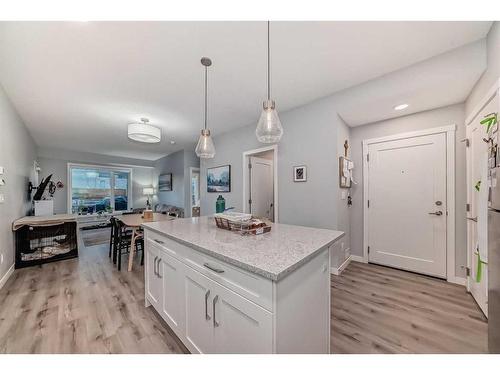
15;222;78;268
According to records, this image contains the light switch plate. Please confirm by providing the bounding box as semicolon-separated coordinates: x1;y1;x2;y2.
341;191;346;200
0;194;4;203
0;166;4;174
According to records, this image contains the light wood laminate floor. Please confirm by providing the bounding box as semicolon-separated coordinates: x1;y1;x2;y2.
331;261;488;353
0;236;488;354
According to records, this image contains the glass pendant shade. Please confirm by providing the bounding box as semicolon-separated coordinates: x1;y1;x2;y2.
255;100;283;143
195;129;216;158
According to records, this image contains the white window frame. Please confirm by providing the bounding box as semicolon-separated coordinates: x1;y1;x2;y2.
67;162;133;215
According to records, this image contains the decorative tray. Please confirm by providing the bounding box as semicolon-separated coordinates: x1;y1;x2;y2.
213;212;271;236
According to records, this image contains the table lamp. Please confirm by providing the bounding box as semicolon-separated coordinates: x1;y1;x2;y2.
143;187;154;210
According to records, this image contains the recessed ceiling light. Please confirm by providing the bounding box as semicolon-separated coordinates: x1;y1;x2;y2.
394;104;409;111
170;140;176;145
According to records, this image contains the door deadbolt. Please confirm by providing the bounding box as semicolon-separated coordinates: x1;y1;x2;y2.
435;200;442;206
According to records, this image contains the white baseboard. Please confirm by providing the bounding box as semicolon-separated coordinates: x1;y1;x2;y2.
331;255;351;276
350;255;367;263
0;264;14;291
448;276;467;286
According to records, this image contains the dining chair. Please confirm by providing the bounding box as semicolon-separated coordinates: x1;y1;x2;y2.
114;220;144;271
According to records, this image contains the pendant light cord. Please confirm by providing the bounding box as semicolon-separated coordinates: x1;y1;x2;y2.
204;65;208;130
267;20;271;101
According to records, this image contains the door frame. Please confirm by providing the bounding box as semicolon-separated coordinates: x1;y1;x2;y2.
242;145;279;222
362;125;456;282
189;167;200;218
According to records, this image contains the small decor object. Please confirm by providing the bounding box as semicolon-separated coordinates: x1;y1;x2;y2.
207;165;231;192
293;166;307;182
143;209;153;221
195;57;216;158
339;156;353;188
216;195;226;213
213;212;271;236
480;112;498;134
159;173;172;191
143;186;154;209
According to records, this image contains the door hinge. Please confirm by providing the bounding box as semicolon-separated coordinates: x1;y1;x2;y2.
367;153;370;162
367;200;370;208
248;199;252;205
466;203;470;212
248;163;252;169
466;267;471;277
368;246;370;254
461;138;470;147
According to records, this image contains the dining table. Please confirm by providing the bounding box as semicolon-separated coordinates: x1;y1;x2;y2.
117;213;174;271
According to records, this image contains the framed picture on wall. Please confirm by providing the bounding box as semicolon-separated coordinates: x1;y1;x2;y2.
159;173;172;191
293;165;307;182
207;165;231;192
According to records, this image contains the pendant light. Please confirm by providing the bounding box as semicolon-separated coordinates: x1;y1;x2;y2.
256;21;283;144
128;118;161;143
195;57;216;158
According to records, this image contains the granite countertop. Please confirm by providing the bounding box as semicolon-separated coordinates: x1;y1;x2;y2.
142;216;344;281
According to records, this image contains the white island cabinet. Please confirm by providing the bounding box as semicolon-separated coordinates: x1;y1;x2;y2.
143;216;344;354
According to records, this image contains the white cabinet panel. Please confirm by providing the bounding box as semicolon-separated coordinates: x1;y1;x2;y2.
213;283;273;354
159;252;183;334
145;244;161;308
183;265;215;354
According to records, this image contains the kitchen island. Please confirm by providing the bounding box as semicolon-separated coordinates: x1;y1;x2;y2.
142;216;344;354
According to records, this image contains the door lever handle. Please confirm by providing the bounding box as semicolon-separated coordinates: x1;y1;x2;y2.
467;216;478;222
428;211;443;216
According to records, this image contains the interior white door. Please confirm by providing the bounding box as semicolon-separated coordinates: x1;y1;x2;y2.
367;132;447;278
249;156;274;221
183;265;215;354
213;282;273;354
466;99;495;316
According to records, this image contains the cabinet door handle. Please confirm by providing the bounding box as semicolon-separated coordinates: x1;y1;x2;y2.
205;290;211;320
157;258;162;279
213;295;219;327
153;256;158;276
203;263;225;274
154;239;165;244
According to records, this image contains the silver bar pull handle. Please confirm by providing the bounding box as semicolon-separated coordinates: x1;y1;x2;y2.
203;263;225;274
205;290;211;320
154;239;165;244
213;295;219;327
428;211;443;216
467;216;478;222
153;256;158;276
157;258;162;279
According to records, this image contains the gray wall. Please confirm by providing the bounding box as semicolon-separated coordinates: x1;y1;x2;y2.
0;84;36;283
349;103;467;277
466;22;500;117
201;96;341;230
37;148;154;213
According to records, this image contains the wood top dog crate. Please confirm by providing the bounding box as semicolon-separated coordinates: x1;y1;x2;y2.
12;214;79;268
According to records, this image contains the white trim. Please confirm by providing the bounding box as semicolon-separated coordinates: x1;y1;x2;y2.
67;162;133;214
465;78;500;126
330;255;351;276
362;125;457;282
448;276;467;286
189;167;200;218
0;264;14;291
350;255;366;263
242;145;279;222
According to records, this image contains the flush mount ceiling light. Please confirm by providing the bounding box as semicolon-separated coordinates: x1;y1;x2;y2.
256;21;283;144
128;118;161;143
195;57;216;159
394;103;409;111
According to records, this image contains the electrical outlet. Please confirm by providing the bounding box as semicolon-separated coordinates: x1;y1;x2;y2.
0;194;4;203
340;242;345;250
341;191;346;200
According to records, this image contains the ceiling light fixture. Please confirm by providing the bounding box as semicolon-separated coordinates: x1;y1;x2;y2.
128;118;161;143
195;57;216;159
256;21;283;144
394;103;409;111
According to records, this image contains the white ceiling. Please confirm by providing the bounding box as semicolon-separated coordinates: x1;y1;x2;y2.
0;21;492;160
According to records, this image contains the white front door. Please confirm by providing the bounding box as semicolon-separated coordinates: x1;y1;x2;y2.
249;156;274;221
367;132;447;278
466;98;495;316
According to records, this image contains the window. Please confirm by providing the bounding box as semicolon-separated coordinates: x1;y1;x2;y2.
68;164;132;214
